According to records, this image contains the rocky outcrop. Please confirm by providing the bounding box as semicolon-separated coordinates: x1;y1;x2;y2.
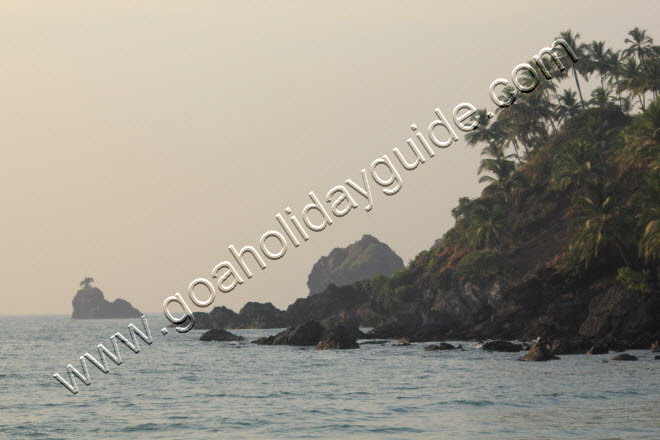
199;329;244;342
71;286;142;319
307;234;403;296
254;320;361;349
316;323;360;350
521;343;560;361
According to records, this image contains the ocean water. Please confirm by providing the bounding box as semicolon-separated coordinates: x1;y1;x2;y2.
1;315;658;440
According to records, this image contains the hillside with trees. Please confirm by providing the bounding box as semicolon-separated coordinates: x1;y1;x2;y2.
348;27;659;346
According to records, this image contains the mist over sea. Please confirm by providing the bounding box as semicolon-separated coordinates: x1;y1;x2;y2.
2;314;658;439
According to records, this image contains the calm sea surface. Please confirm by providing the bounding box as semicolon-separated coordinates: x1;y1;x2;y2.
1;314;658;439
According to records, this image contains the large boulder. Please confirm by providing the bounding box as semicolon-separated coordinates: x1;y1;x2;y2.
307;234;403;296
72;286;142;319
521;343;560;361
199;329;244;342
253;320;325;346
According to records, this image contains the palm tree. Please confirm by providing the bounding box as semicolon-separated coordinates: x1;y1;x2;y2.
587;41;613;89
556;89;580;124
618;58;648;110
559;30;589;108
632;173;660;262
478;143;517;184
618;101;660;174
589;87;615;109
569;181;632;267
623;27;655;63
605;50;628;111
551;140;603;190
469;202;509;249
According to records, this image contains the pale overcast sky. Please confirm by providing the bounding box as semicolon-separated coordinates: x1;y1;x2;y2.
1;1;658;315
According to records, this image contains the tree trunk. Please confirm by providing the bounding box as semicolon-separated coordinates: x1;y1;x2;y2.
574;71;586;108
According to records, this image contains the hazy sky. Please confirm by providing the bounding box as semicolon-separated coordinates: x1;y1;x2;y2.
1;1;658;315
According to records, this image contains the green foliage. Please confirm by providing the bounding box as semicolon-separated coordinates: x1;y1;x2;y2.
616;266;650;292
80;277;94;288
454;249;504;282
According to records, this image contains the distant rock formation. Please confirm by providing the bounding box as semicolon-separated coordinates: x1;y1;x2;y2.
71;285;142;319
307;234;404;296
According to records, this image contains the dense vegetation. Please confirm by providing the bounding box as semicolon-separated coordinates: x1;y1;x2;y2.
361;28;659;308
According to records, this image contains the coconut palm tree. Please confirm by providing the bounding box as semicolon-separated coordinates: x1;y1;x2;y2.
559;30;589;108
569;181;632;267
589;87;615;109
551;138;605;191
478;143;517;184
587;41;613;89
469;201;510;249
556;89;580;123
632;173;660;262
623;27;655;63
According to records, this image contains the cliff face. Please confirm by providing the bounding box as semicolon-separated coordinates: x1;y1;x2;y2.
71;287;142;319
307;234;404;296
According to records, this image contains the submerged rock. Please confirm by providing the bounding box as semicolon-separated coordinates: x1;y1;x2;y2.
393;337;411;347
199;329;244;342
610;353;638;361
521;343;560;361
482;340;523;352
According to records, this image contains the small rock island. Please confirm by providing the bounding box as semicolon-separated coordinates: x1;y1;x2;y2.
71;277;143;319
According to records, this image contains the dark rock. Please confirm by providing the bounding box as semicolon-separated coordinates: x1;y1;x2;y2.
199;329;244;342
253;320;324;346
425;342;456;351
550;337;592;355
237;302;288;328
655;355;660;360
521;343;560;361
393;337;411;346
586;345;609;355
72;286;142;319
610;353;638;361
315;323;360;350
307;234;404;296
482;340;523;352
287;284;372;326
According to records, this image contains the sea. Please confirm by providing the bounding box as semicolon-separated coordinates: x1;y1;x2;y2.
1;314;658;439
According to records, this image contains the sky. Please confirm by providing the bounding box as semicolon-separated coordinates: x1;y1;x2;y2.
1;1;658;315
